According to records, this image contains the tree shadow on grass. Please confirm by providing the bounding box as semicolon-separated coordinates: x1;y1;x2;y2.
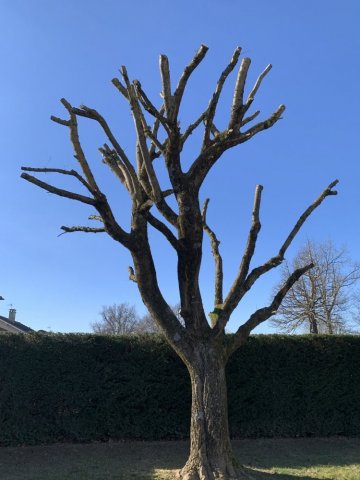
240;467;329;480
150;464;329;480
148;439;341;480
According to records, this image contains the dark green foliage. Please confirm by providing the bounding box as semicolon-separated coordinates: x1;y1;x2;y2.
227;335;360;437
0;333;358;445
0;333;190;445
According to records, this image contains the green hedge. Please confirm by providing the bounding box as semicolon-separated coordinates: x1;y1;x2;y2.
0;333;358;445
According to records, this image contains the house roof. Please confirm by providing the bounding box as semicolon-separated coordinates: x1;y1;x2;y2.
0;315;34;333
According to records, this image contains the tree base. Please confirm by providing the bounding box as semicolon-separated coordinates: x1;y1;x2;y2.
177;460;257;480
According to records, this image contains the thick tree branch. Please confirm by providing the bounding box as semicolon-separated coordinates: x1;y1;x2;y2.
111;77;129;100
51;116;70;127
203;47;242;146
202;198;223;308
181;111;207;147
228;57;251;130
241;104;286;139
120;69;163;203
159;54;174;120
172;45;209;120
245;64;272;108
59;99;100;192
143;211;179;251
20;173;96;206
278;179;339;258
227;263;313;356
241;110;260;127
21;167;93;193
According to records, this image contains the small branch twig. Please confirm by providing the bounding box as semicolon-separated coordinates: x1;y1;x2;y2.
246;64;272;106
59;225;106;236
133;81;170;135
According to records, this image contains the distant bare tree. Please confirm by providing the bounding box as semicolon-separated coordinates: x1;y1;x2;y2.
271;240;360;334
135;311;161;333
91;303;139;335
136;304;182;333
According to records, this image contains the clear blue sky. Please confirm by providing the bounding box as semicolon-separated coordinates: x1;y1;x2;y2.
1;0;359;333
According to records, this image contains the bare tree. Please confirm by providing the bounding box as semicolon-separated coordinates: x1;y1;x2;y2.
21;45;338;479
135;311;160;333
136;304;181;333
271;240;360;334
91;303;139;335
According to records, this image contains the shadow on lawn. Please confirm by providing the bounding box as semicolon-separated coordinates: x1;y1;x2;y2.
151;464;327;480
240;467;329;480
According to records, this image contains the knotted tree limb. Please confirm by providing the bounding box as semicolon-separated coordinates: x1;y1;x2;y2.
88;214;103;222
202;198;223;307
59;225;106;235
128;266;137;283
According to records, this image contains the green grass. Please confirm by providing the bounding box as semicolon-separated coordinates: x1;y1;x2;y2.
0;437;359;479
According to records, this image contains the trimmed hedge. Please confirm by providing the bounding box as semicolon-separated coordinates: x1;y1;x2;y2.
0;333;358;445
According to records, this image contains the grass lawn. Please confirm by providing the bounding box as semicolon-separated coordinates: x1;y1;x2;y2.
0;437;359;480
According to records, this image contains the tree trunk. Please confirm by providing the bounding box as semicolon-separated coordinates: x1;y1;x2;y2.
178;342;251;480
309;314;319;334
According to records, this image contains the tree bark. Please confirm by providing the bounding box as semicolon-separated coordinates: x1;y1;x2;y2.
178;341;250;480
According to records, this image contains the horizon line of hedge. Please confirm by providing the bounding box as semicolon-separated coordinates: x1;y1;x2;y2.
0;333;358;445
